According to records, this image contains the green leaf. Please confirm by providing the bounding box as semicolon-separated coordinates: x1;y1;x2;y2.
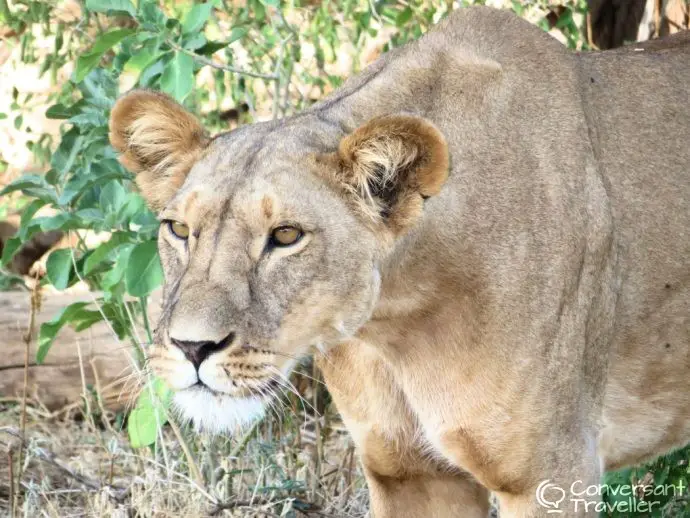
71;309;107;332
195;27;246;55
116;193;147;225
395;7;413;27
83;233;130;275
46;103;76;119
85;0;136;17
74;208;105;226
128;378;171;448
99;180;127;214
74;28;136;83
125;241;163;297
68;112;108;127
0;174;58;204
196;40;227;56
0;271;25;290
227;26;248;44
37;302;90;363
18;200;47;240
160;52;194;102
137;2;168;29
183;33;207;51
1;237;22;266
0;174;49;196
182;2;214;35
46;249;74;290
101;243;134;291
90;28;137;56
124;43;162;75
251;0;266;19
33;213;82;233
51;133;84;177
78;68;118;107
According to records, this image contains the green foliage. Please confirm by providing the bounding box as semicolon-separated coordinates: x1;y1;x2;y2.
128;378;172;448
1;2;686;514
603;448;690;517
160;51;195;101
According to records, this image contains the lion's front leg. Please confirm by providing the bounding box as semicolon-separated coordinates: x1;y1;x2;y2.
318;340;490;518
366;470;489;518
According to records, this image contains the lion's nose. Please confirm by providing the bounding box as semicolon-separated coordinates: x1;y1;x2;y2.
170;332;235;370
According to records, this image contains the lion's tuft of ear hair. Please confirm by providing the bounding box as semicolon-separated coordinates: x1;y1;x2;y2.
335;115;449;231
109;89;209;211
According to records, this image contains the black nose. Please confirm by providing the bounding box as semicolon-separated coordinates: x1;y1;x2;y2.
171;333;235;369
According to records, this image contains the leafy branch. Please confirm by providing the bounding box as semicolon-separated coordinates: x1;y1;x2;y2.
166;40;279;81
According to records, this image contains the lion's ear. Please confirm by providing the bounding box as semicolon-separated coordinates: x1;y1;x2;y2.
332;115;449;233
109;90;209;212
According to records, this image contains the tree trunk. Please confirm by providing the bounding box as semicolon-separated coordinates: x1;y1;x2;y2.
0;290;161;412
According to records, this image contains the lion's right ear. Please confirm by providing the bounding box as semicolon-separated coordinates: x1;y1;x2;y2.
109;90;209;211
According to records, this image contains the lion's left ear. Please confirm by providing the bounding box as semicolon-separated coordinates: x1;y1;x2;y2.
330;115;449;233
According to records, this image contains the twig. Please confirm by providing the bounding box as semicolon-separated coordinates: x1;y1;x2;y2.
166;416;203;487
0;427;130;503
344;443;356;503
210;497;326;517
209;502;281;517
277;8;298;42
271;36;290;120
7;449;14;518
368;0;383;26
76;337;98;435
15;277;40;514
66;231;121;343
90;357;116;435
166;40;279;81
119;451;217;504
312;364;322;501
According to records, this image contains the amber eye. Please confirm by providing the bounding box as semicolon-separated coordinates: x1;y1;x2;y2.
270;226;302;247
168;221;190;240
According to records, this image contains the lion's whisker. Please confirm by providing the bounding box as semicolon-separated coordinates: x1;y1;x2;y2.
267;366;319;417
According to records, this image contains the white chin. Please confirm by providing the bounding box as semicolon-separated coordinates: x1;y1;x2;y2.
172;386;265;434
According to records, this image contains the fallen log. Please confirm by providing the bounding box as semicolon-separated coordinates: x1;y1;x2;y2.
0;290;161;412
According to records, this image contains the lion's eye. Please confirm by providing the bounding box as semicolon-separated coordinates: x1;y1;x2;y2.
168;221;190;240
270;226;302;247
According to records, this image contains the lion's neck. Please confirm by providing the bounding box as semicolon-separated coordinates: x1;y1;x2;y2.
306;44;443;134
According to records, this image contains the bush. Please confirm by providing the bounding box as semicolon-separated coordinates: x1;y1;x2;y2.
0;1;687;516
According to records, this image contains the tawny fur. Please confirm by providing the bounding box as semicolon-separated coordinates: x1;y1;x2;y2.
335;115;450;232
109;7;690;518
108;89;209;211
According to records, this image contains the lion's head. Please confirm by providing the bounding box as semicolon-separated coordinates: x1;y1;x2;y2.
109;90;449;432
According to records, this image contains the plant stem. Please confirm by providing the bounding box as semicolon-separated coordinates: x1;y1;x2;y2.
15;278;40;513
139;296;153;344
166;40;279;81
230;418;262;459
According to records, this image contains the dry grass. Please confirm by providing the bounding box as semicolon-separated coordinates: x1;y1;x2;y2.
0;368;369;518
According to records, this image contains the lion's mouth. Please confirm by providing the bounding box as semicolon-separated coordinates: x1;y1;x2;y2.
190;380;222;395
188;378;282;400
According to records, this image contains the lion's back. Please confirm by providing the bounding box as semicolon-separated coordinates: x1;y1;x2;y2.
586;34;690;468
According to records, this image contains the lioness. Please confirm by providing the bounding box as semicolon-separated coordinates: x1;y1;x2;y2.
109;7;690;517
